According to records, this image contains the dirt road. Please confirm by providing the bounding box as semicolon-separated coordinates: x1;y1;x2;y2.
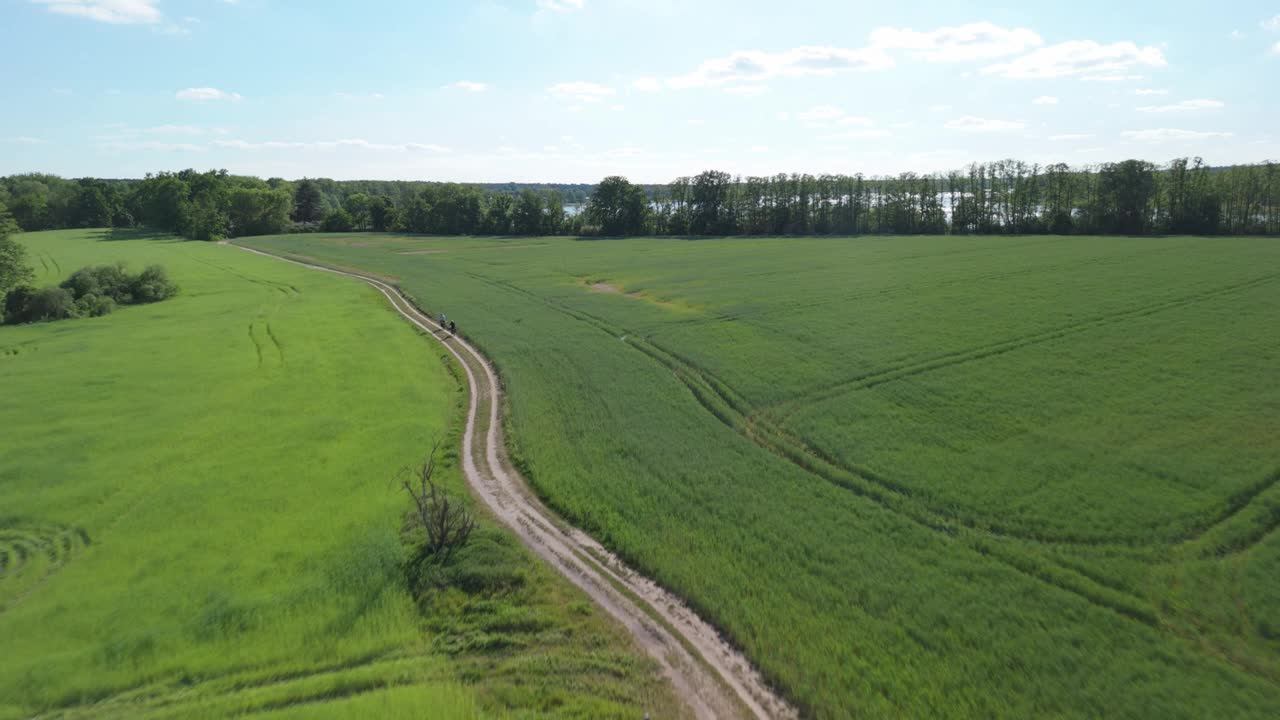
232;244;798;720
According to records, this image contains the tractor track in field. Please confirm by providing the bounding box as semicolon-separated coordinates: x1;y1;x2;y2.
457;271;1280;661
763;271;1280;425
230;243;797;720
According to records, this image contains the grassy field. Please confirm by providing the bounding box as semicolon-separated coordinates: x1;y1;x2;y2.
239;232;1280;718
0;230;683;720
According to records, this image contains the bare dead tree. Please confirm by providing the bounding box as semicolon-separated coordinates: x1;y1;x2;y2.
400;440;475;564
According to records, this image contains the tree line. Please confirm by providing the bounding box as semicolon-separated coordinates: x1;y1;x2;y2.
0;171;579;240
1;158;1276;241
0;199;178;324
636;158;1278;237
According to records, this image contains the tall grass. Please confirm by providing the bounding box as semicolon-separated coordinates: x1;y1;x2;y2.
0;230;681;720
240;232;1280;718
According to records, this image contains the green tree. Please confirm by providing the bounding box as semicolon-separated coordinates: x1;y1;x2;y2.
130;173;192;233
321;207;355;232
292;179;325;223
543;191;565;234
1096;160;1157;234
228;188;292;236
585;176;649;235
9;286;77;323
73;178;115;228
186;197;229;241
482;194;513;234
513;189;545;235
369;195;397;232
0;201;35;296
342;193;373;230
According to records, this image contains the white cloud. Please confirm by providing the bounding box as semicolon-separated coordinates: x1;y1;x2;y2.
944;115;1026;131
1136;98;1224;113
1048;133;1095;141
100;141;206;152
983;40;1165;79
667;46;893;89
818;129;891;140
687;119;705;126
928;104;952;112
1121;128;1233;142
2;136;49;145
869;21;1042;61
1081;74;1144;82
537;0;584;12
1272;40;1280;56
30;0;161;24
215;138;452;152
748;145;769;153
1134;88;1168;95
449;81;489;93
1032;95;1059;105
334;91;385;101
632;77;662;92
797;105;844;122
175;87;242;102
548;81;616;103
795;106;874;128
1262;15;1280;31
599;146;645;159
722;84;770;96
609;104;625;112
146;124;212;135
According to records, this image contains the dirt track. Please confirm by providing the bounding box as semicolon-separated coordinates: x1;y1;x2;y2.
232;244;798;720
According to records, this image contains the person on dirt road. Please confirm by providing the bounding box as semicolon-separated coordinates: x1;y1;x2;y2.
449;320;456;336
439;312;446;328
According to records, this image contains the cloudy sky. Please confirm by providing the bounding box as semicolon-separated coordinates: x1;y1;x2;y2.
2;0;1278;182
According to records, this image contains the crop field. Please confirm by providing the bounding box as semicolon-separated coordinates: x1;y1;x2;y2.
240;232;1280;718
0;230;682;720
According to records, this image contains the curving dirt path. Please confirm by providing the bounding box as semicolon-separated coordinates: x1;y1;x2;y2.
231;243;798;720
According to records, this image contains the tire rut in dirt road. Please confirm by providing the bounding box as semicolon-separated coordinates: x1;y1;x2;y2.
230;243;797;720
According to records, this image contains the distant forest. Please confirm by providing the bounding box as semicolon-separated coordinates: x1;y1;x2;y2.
1;158;1276;240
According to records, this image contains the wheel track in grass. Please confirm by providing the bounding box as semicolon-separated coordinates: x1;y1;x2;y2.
460;271;1280;670
470;271;1258;547
456;274;1171;617
0;521;91;613
232;243;796;720
670;239;1205;330
579;267;1280;550
33;651;449;719
760;271;1280;426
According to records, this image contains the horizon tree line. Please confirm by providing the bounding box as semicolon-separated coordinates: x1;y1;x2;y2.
1;157;1275;241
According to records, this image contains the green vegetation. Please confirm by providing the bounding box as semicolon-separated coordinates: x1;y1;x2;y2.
3;158;1278;242
0;229;682;720
4;261;179;324
241;231;1280;718
0;201;32;296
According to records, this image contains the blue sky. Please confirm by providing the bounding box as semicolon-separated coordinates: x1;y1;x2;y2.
2;0;1278;182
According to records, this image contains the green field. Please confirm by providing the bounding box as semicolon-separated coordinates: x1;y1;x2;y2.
0;230;682;720
240;232;1280;718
